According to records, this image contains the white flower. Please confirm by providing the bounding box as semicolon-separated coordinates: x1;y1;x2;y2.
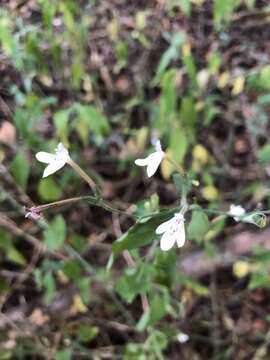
177;332;189;344
36;143;70;178
135;140;164;177
156;213;185;251
228;204;246;221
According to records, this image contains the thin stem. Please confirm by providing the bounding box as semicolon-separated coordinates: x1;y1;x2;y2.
165;156;185;176
25;196;138;219
28;196;90;213
67;158;96;192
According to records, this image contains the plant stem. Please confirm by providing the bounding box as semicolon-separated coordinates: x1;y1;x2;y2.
67;158;96;192
165;156;185;176
25;196;138;219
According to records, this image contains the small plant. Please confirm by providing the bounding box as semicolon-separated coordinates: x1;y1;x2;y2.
29;140;269;252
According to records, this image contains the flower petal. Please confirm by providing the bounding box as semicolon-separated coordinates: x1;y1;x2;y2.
154;139;162;153
36;151;55;164
176;222;185;248
55;143;70;161
229;204;245;217
42;160;66;178
135;157;150;166
146;152;163;177
156;218;175;234
160;231;176;251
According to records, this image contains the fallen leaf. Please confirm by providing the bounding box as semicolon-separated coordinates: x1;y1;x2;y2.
232;75;245;95
0;121;16;145
30;308;49;326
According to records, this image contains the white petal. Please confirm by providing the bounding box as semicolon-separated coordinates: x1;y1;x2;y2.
135;157;150;166
42;160;66;178
229;204;245;217
36;151;55;164
56;143;65;152
176;223;185;248
156;218;175;234
146;152;164;177
55;143;70;161
154;140;163;152
160;231;176;251
177;333;189;343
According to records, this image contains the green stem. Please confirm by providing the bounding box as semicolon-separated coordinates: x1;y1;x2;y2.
67;158;97;193
26;196;137;219
165;156;185;177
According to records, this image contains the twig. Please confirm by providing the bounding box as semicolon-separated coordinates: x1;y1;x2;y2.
0;212;45;253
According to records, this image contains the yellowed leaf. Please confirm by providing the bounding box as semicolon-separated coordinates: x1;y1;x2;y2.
233;261;250;278
107;18;119;41
70;294;88;315
160;149;173;180
136;11;147;30
192;144;209;165
231;75;245;96
192;159;201;172
202;185;219;201
218;72;230;88
57;270;69;284
182;42;191;57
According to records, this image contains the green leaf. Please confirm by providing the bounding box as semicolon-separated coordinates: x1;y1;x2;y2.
182;53;197;87
62;260;82;281
53;108;72;144
178;0;191;16
213;0;236;29
43;271;56;305
154;250;177;287
38;177;63;201
170;124;188;164
154;32;185;83
179;96;197;137
248;66;270;91
205;215;226;242
77;325;99;343
158;68;177;131
76;277;91;305
0;230;12;250
10;153;30;191
75;104;109;144
136;290;170;331
7;247;26;266
112;210;176;255
256;144;270;163
187;210;210;243
148;292;169;325
44;215;66;251
176;273;209;295
55;350;72;360
68;234;87;252
249;270;270;290
116;263;155;303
